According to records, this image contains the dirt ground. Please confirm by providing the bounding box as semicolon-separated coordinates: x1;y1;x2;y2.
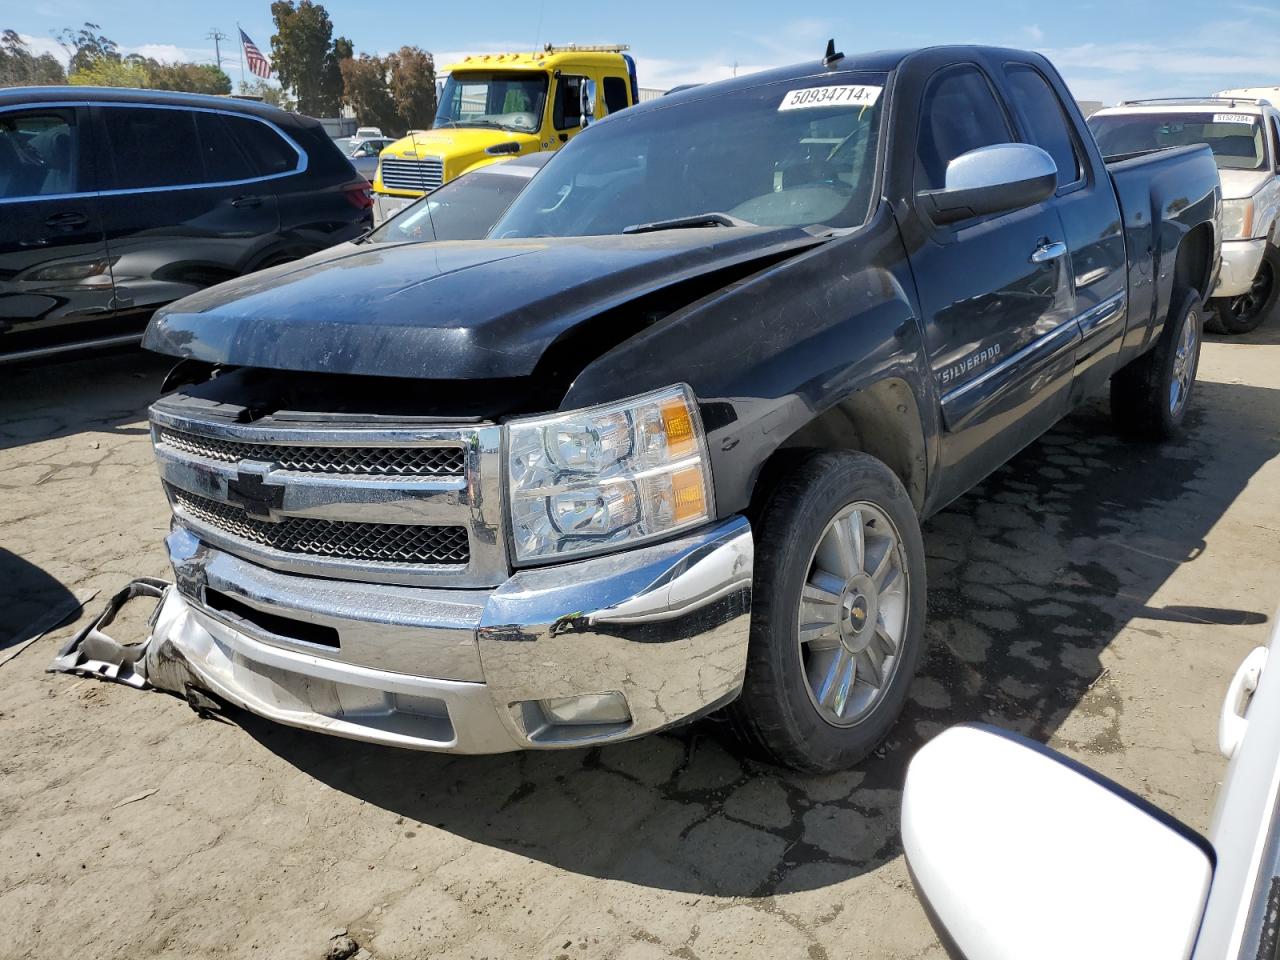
2;325;1279;960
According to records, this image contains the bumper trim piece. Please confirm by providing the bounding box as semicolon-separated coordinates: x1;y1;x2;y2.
52;518;754;754
1214;238;1267;298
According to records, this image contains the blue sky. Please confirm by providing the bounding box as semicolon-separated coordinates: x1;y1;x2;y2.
9;0;1280;104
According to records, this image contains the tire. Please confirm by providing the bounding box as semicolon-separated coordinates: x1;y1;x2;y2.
1209;244;1280;335
1110;288;1203;441
727;451;927;772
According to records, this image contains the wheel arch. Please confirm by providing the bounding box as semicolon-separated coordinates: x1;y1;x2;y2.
747;378;928;519
1174;222;1216;302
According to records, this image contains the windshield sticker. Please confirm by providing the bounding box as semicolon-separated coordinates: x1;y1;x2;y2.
779;85;882;111
1213;113;1255;125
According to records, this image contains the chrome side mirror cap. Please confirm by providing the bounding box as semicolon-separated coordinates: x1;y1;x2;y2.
917;142;1057;225
903;725;1212;960
580;78;598;127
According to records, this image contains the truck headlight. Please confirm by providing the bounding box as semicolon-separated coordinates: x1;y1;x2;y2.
1221;198;1256;241
506;384;714;563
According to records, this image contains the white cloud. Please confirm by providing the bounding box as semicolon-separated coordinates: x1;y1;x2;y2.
16;33;69;65
1024;24;1045;44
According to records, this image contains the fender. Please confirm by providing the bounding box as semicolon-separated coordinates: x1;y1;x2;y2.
563;203;939;517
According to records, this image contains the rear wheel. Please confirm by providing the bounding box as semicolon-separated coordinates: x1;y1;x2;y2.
1209;244;1279;335
728;452;927;772
1111;289;1203;441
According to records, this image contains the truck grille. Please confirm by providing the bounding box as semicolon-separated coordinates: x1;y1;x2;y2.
379;156;444;192
157;428;464;478
172;489;470;566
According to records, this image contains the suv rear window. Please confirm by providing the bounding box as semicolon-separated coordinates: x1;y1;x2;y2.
1089;111;1267;169
224;113;299;176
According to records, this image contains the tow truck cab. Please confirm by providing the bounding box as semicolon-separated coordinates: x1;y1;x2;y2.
371;44;638;223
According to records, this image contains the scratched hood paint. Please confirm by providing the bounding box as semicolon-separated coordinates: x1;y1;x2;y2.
143;229;820;379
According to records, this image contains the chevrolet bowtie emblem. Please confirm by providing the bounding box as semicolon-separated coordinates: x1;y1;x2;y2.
225;464;285;520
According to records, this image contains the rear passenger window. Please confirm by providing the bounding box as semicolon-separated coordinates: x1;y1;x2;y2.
916;65;1014;190
101;106;196;189
1004;64;1083;186
193;112;255;182
223;114;299;176
0;109;80;199
603;76;629;114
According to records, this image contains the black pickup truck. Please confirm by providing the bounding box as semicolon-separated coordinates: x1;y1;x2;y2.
109;45;1219;772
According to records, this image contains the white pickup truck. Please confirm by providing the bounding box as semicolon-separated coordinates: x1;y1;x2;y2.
1091;97;1280;333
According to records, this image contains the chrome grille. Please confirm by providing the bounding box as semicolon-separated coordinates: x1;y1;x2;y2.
379;156;444;192
171;489;470;566
157;428;463;478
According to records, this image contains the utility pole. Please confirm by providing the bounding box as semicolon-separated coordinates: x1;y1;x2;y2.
207;28;228;70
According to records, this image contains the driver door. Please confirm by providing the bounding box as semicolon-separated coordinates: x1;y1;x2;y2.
902;63;1076;507
0;104;115;360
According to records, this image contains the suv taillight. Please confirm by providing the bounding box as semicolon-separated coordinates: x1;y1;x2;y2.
344;180;373;210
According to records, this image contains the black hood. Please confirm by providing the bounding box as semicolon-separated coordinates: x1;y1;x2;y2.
143;228;823;380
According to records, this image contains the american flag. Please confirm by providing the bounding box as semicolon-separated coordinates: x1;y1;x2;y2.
240;28;271;79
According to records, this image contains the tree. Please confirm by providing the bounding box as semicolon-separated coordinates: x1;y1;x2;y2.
68;57;148;88
270;0;348;116
387;46;435;130
340;54;398;133
55;21;118;74
238;78;295;110
0;29;67;86
148;62;231;95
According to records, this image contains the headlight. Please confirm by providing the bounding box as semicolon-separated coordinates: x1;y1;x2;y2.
1221;198;1256;241
506;384;714;563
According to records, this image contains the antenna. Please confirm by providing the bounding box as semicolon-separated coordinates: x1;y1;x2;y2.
823;38;843;68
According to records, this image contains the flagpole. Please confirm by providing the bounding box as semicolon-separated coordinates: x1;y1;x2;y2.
236;21;246;89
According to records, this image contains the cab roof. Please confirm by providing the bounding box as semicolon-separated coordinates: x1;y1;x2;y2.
445;45;630;73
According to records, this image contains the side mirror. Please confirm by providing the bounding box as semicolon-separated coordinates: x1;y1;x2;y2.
903;725;1212;960
917;143;1057;225
580;79;597;127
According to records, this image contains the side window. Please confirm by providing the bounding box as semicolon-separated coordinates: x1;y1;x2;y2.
916;65;1014;191
223;113;299;176
193;111;255;182
1004;64;1084;186
1271;117;1280;172
0;109;80;199
603;76;629;115
554;74;586;130
101;106;197;190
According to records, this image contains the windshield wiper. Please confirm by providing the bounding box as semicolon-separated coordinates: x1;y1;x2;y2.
622;212;754;235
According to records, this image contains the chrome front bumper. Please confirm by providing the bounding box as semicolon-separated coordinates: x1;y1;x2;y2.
150;517;753;752
1213;238;1267;298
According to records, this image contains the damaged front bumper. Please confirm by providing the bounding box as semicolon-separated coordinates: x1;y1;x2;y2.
56;517;754;753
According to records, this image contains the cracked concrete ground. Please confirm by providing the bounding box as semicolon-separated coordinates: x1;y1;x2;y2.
2;327;1279;960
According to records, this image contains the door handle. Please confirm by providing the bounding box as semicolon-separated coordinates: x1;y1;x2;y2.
44;211;88;229
1030;240;1068;263
231;195;263;208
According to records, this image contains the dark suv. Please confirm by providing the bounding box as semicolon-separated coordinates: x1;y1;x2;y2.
0;87;373;363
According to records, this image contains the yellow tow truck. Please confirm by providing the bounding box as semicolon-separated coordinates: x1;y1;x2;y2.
371;44;639;223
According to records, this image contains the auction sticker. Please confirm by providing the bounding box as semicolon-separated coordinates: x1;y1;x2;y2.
779;85;882;110
1213;113;1255;125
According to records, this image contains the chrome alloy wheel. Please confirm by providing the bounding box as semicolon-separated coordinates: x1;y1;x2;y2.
1169;306;1199;415
797;502;910;727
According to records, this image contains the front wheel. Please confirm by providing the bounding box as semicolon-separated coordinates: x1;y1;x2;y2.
727;451;927;772
1208;244;1279;335
1111;289;1203;441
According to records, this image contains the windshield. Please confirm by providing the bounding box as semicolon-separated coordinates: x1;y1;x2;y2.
491;73;886;238
1089;111;1268;170
435;71;548;134
365;166;536;243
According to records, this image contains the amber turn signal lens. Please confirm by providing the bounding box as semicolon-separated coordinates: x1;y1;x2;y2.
670;465;707;524
660;398;696;459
